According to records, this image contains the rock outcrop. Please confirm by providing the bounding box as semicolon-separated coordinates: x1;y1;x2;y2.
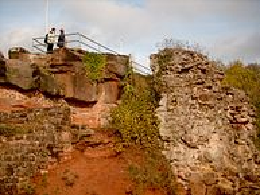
0;47;129;128
151;48;260;195
0;47;128;194
0;51;4;59
8;47;30;59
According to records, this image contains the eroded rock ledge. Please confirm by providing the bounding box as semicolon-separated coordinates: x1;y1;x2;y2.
0;47;129;128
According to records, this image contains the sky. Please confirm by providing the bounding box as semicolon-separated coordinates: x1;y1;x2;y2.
0;0;260;72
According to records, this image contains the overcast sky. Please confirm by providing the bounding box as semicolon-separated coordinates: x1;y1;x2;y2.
0;0;260;71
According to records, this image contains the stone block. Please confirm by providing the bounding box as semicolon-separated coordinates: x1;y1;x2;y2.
8;47;30;59
5;59;34;90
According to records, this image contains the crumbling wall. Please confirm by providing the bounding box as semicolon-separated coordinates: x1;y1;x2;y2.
0;106;71;193
151;48;260;195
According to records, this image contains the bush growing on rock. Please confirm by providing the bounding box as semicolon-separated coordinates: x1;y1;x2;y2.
110;70;160;150
222;61;260;149
110;68;175;194
83;52;106;81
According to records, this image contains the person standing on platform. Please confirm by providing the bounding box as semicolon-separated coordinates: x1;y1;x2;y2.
47;27;56;54
57;29;66;48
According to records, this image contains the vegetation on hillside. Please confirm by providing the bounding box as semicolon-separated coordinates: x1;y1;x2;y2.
111;70;160;149
110;67;175;194
222;61;260;149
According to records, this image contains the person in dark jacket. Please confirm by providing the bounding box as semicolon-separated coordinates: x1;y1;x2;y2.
57;29;66;48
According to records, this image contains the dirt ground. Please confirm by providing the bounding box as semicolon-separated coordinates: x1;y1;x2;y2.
31;132;166;195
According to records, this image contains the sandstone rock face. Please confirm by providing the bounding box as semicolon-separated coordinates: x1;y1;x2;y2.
8;47;30;59
0;56;6;83
0;47;128;128
2;47;128;99
0;51;4;59
104;53;129;78
0;86;55;112
151;48;260;195
70;103;117;129
5;59;35;90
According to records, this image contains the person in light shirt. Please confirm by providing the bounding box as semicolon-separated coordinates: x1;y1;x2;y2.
47;27;56;54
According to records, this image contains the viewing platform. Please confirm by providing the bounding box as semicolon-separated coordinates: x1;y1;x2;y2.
31;32;151;75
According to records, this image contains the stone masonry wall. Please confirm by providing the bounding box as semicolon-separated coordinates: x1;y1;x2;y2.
151;48;260;195
0;106;71;194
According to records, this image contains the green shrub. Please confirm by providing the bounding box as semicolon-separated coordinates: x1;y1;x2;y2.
83;52;106;81
222;61;260;149
110;69;161;150
110;68;175;194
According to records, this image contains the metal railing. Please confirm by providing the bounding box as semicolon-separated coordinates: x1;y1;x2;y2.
32;32;151;75
32;32;118;54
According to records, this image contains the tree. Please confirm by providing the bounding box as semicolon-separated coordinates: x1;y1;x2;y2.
223;60;260;149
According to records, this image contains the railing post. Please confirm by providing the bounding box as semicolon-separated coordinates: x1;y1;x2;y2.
78;32;81;49
97;44;101;54
32;39;34;52
98;44;100;53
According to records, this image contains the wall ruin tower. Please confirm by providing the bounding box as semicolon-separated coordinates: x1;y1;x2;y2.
150;48;260;195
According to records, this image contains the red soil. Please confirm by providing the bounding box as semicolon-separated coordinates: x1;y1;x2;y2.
32;135;166;195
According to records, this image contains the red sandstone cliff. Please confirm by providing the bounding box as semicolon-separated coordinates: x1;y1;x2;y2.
0;47;129;129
